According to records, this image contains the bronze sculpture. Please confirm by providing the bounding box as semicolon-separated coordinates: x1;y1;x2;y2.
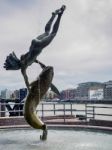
24;65;54;140
4;5;66;140
4;5;66;92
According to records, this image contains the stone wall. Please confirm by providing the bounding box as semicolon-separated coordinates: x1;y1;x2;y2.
0;116;112;128
89;119;112;127
0;117;28;126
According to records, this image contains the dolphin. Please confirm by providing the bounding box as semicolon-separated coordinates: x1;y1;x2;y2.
24;66;54;140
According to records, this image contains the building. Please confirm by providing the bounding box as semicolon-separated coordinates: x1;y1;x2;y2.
104;81;112;100
89;87;104;100
13;90;20;99
60;89;76;100
19;88;27;102
1;89;13;99
76;82;104;100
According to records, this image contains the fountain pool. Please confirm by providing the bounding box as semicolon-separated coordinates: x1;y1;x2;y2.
0;128;112;150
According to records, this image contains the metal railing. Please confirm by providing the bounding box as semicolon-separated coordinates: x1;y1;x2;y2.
85;104;112;121
0;101;112;122
37;103;87;121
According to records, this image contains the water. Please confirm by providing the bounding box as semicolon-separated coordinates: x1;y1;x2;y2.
0;129;112;150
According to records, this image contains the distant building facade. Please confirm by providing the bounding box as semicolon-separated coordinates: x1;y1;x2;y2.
76;82;104;100
104;81;112;100
0;88;27;101
89;87;104;100
1;89;13;99
13;90;20;99
0;80;112;102
19;88;27;102
60;89;76;100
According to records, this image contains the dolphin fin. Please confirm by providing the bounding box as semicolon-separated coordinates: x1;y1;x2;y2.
50;83;60;96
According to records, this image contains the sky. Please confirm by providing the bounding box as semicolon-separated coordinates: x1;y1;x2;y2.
0;0;112;91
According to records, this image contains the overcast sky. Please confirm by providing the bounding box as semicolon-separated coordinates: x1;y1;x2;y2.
0;0;112;91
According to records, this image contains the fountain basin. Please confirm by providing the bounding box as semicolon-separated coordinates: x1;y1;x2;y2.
0;126;112;150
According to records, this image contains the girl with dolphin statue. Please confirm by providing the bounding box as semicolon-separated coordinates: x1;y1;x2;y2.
4;5;66;140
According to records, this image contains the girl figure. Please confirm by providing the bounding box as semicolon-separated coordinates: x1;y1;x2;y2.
4;5;66;91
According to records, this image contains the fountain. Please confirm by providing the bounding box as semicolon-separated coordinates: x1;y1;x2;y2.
2;4;112;150
0;128;112;150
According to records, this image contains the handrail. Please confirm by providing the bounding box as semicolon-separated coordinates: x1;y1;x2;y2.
0;102;112;122
86;105;112;109
85;104;112;120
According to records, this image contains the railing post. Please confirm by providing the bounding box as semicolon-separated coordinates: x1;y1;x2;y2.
53;103;56;115
85;103;87;121
42;103;44;120
18;103;20;116
63;103;65;123
93;106;95;119
70;103;73;116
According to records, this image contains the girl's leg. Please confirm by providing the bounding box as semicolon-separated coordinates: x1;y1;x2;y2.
51;5;66;35
37;13;56;40
45;13;56;33
40;6;66;48
34;5;66;48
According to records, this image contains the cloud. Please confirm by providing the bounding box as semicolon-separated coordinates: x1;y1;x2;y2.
0;0;112;91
